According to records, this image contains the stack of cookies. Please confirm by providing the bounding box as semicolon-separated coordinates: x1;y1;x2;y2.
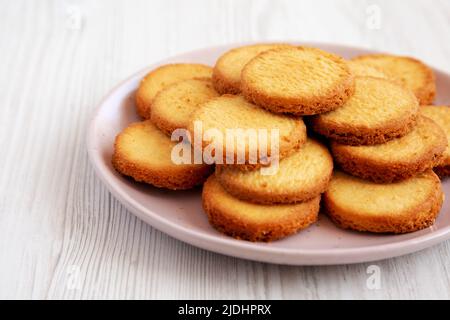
112;43;450;242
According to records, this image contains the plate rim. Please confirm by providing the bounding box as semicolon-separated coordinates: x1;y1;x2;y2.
87;41;450;265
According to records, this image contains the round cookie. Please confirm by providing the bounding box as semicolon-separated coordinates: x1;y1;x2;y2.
331;116;447;182
112;121;213;190
241;46;354;115
135;63;212;119
347;60;389;79
352;54;436;105
151;78;219;136
188;95;307;167
421;106;450;178
212;43;292;94
202;175;320;241
215;139;333;204
310;77;419;145
323;170;443;234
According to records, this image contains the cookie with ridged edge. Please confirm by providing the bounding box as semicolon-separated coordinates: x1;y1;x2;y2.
310;77;419;145
241;46;355;115
212;43;293;94
352;54;436;105
112;121;213;190
135;63;212;119
331;116;447;182
215;139;333;204
188;94;307;168
151;78;219;136
323;170;443;234
202;175;320;242
421;105;450;178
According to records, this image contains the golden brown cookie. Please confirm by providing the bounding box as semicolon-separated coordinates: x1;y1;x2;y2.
347;60;389;79
215;139;333;204
150;78;219;136
212;43;292;94
188;95;307;167
241;46;354;115
135;63;212;119
323;170;443;234
202;175;320;241
421;105;450;178
310;77;419;145
331;116;447;182
352;54;436;105
112;121;213;190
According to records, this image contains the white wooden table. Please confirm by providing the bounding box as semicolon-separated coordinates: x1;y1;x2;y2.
1;0;449;299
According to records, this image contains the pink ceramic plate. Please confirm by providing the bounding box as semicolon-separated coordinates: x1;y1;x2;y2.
87;42;450;265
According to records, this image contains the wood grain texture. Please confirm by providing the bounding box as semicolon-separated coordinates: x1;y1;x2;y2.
0;0;449;299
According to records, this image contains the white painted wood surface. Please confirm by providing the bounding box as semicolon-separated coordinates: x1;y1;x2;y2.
0;0;449;299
